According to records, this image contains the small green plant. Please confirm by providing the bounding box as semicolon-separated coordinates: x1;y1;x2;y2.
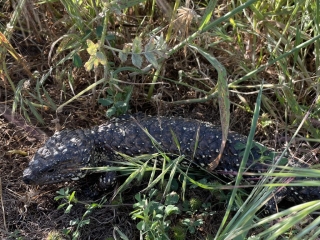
171;223;187;240
119;34;167;69
180;199;214;234
131;189;180;240
54;188;78;214
54;188;106;240
182;218;204;234
98;85;132;118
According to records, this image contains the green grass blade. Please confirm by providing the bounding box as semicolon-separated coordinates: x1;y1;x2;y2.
162;155;183;197
198;0;217;31
217;82;263;239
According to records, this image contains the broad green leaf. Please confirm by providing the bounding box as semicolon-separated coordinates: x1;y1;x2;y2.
132;37;142;53
145;38;155;52
144;52;159;69
65;204;73;213
137;221;145;231
98;98;114;106
114;226;130;240
96;25;103;38
96;51;107;65
164;205;180;216
70;218;79;226
73;53;83;67
119;44;131;62
132;53;142;68
165;192;179;205
79;219;90;227
106;107;116;117
119;51;128;62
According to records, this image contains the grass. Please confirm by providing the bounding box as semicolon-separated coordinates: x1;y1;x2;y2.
2;0;320;239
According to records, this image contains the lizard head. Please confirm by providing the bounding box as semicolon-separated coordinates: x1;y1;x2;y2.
23;129;95;185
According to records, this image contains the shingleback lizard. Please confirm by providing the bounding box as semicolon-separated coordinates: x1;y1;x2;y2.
23;115;320;209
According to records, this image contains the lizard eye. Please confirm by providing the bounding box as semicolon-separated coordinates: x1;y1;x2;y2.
47;169;55;173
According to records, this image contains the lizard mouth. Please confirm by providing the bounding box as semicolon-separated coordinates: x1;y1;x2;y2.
23;171;63;185
23;177;36;185
23;175;65;185
23;167;88;185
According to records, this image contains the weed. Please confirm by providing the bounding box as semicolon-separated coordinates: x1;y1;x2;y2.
98;85;132;117
182;218;204;234
171;223;187;240
131;189;180;240
54;188;107;240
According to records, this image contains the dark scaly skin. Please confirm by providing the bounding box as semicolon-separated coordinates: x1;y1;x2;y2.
23;115;320;206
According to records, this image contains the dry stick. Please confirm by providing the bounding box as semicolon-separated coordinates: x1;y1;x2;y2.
0;178;7;233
